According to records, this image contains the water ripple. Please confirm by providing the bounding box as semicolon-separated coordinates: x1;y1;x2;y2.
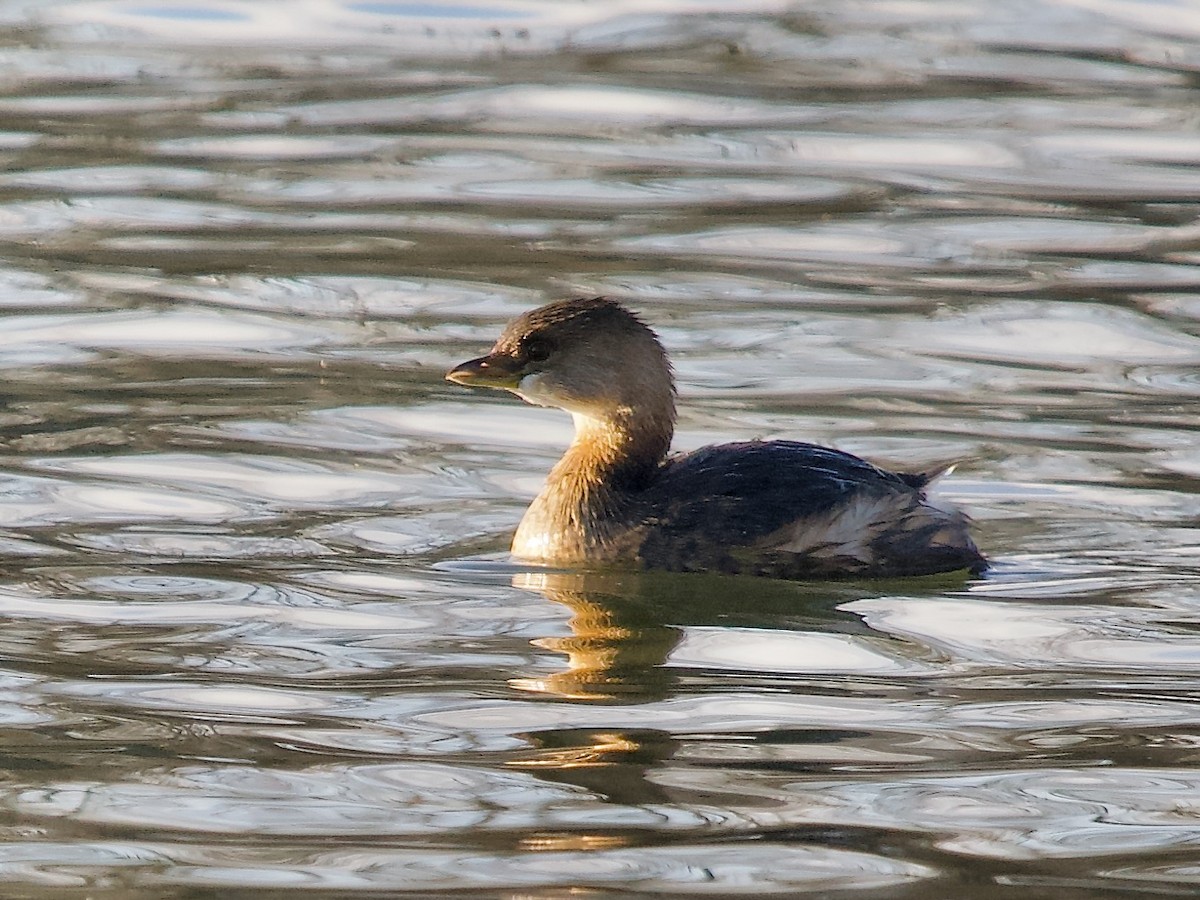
0;0;1196;895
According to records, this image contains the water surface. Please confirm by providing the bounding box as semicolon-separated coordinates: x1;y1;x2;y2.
0;0;1199;897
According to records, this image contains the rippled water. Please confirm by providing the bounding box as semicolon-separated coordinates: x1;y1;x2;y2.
0;0;1199;897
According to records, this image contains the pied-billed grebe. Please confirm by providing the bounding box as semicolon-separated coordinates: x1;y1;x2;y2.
446;297;985;579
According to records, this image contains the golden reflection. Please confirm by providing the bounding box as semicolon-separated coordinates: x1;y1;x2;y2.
509;731;643;769
504;570;868;799
508;569;865;703
518;832;633;852
508;724;681;805
507;570;685;702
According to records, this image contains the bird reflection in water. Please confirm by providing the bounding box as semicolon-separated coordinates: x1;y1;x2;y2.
508;570;686;702
503;570;876;808
507;569;874;703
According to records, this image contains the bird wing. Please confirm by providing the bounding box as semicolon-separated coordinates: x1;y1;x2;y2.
635;441;929;575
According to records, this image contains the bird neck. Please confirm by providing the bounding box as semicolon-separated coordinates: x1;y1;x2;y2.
512;405;674;564
565;406;673;486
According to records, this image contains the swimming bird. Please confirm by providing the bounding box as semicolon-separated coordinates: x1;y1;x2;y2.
446;297;985;579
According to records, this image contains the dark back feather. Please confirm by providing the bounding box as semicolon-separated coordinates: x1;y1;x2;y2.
634;440;981;577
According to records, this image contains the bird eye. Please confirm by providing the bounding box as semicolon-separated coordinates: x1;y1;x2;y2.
524;339;552;363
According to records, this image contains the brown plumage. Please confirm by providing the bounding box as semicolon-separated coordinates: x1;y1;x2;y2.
447;297;986;579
